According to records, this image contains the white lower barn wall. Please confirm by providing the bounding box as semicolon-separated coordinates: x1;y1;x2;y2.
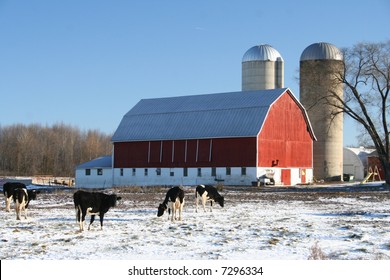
75;168;113;189
112;167;257;186
302;168;313;184
291;168;313;185
256;168;314;185
111;167;313;187
75;166;313;188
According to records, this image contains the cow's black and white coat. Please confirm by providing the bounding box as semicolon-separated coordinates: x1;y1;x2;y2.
195;184;224;212
12;188;39;220
157;186;185;221
73;190;122;231
3;182;27;212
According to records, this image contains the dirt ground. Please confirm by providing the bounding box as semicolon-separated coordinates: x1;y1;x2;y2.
36;183;390;211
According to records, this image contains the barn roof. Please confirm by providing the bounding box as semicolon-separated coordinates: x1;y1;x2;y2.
112;88;315;142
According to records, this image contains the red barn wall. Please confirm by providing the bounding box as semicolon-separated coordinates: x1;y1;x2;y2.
114;137;257;168
258;92;313;168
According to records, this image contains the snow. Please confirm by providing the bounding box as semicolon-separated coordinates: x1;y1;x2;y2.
1;184;389;260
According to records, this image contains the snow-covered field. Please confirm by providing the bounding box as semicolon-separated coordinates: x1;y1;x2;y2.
1;184;389;260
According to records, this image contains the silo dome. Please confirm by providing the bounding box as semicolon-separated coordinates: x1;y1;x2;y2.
242;44;284;62
300;42;343;61
242;44;284;90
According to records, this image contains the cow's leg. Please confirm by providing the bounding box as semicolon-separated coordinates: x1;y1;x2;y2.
75;206;80;223
15;202;21;220
99;214;104;230
6;195;12;212
195;192;199;213
179;200;184;221
210;201;213;212
76;206;84;231
171;206;175;221
23;204;27;219
80;209;87;231
202;196;207;212
88;215;96;230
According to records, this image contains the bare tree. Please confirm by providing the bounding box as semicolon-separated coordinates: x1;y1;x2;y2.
0;123;112;177
328;41;390;185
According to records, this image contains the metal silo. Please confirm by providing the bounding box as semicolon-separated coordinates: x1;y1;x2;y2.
300;42;344;181
242;44;284;91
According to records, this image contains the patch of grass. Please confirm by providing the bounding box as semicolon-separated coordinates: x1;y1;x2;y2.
268;238;279;245
308;241;327;260
216;183;224;191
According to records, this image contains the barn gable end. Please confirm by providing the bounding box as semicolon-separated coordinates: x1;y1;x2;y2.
258;91;314;168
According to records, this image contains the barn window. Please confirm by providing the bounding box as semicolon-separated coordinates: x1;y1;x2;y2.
132;168;136;176
85;169;91;176
241;167;247;176
183;168;188;177
226;167;231;176
156;168;161;176
197;168;202;177
120;168;124;176
211;167;216;177
144;168;148;176
97;169;103;176
170;168;174;177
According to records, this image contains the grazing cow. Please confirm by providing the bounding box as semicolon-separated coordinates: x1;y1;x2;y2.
13;188;39;220
3;182;27;212
157;186;185;221
73;190;122;231
195;184;224;212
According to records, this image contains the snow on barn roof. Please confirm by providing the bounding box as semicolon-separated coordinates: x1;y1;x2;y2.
76;155;112;169
112;88;305;142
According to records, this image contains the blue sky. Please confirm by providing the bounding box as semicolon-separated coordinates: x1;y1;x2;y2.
0;0;389;146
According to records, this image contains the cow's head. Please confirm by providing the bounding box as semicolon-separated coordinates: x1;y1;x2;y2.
216;196;224;207
109;195;122;207
27;190;40;200
157;203;167;217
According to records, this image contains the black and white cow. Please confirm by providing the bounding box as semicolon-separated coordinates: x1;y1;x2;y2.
13;188;39;220
157;186;185;221
195;184;224;212
73;190;122;231
3;182;27;212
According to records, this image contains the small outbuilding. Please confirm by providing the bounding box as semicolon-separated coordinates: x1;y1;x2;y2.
343;147;380;181
75;155;112;188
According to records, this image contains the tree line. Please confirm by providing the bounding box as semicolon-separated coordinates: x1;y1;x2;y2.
0;123;112;177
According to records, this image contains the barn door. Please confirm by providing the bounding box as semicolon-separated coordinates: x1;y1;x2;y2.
281;169;291;186
301;169;306;184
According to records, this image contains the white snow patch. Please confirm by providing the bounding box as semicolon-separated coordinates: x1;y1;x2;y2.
1;185;389;260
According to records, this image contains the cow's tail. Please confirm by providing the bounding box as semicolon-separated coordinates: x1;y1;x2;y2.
73;192;80;222
195;188;198;212
75;205;81;222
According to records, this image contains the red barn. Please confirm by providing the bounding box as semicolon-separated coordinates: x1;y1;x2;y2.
111;88;315;186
